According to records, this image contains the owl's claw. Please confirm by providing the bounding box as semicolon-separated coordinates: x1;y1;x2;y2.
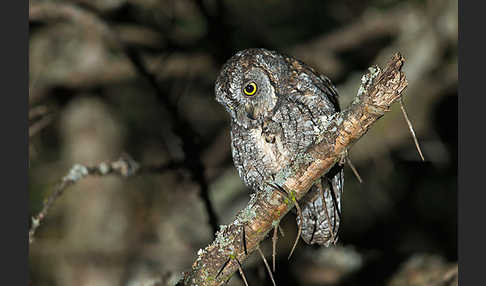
271;184;303;260
346;156;363;183
265;182;302;260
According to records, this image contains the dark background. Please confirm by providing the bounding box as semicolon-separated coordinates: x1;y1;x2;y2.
29;0;457;285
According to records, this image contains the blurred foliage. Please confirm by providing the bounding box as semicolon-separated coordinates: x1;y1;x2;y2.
29;0;457;285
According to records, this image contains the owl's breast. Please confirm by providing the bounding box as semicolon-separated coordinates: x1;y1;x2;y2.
230;124;291;192
249;127;291;174
230;99;325;192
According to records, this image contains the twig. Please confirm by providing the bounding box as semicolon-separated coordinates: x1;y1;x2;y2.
399;98;425;161
179;53;408;286
256;246;276;286
235;258;249;286
29;156;139;244
29;115;53;138
272;225;278;272
346;156;363;183
29;106;49;120
28;156;183;244
242;225;248;256
287;191;302;260
216;258;231;279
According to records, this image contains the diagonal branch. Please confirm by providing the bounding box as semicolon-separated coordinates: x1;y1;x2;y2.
178;53;408;286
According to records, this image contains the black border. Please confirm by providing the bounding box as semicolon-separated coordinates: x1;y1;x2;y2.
459;1;482;285
1;0;29;284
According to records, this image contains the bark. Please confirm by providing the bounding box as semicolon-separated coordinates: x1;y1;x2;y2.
179;53;408;286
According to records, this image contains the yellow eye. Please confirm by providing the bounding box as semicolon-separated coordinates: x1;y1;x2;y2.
243;82;257;96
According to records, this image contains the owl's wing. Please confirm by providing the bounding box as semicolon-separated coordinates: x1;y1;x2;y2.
284;57;340;114
297;164;344;246
312;73;340;112
300;64;340;112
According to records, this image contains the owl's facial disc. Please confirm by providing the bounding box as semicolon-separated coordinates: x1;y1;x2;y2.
215;49;284;128
238;68;277;122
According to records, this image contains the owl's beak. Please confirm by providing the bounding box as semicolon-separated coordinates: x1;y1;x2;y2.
245;103;256;120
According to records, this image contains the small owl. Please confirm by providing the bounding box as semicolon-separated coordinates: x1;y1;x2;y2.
215;48;343;247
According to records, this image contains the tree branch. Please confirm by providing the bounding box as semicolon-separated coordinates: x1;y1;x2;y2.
29;1;221;236
28;156;184;244
179;53;408;286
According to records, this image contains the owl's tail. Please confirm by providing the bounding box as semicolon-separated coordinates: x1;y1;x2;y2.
296;165;344;247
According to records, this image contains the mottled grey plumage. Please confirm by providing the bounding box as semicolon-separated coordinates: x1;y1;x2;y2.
215;48;343;246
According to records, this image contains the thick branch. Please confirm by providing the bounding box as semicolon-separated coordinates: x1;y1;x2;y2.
179;53;408;286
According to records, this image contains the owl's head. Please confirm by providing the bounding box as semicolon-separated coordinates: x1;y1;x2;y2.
215;48;290;128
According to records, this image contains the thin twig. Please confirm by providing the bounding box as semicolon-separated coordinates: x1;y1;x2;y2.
346;156;363;183
29;106;49;120
216;258;231;279
29;115;53;138
256;246;276;286
242;225;248;256
272;224;278;272
29;156;183;244
235;258;249;286
288;193;303;260
29;156;139;244
399;98;425;161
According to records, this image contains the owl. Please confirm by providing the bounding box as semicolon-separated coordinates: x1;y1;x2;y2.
215;48;343;247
